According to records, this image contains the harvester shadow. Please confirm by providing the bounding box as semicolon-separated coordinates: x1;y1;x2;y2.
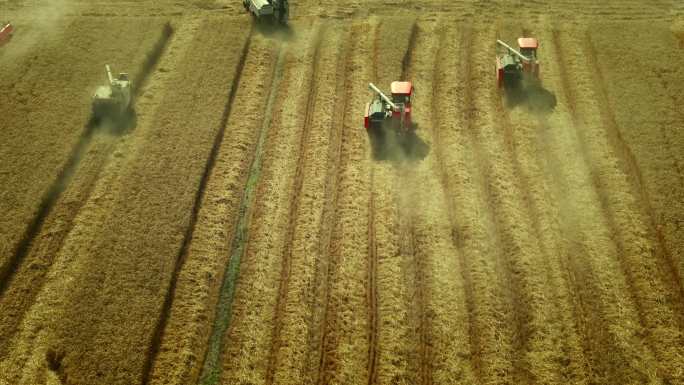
89;108;137;136
504;83;557;116
254;21;294;40
368;125;430;163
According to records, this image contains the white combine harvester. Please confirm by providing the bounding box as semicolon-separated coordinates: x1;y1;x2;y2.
92;65;132;120
242;0;288;24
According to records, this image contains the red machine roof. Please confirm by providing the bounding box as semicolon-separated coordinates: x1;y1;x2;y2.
518;37;538;49
391;81;412;95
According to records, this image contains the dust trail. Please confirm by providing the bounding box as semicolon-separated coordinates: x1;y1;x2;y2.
0;0;74;62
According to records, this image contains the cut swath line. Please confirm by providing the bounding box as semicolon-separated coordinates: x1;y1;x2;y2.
312;28;351;385
397;22;431;385
198;42;287;385
460;25;529;382
366;168;378;385
139;26;252;385
429;24;479;376
264;25;324;385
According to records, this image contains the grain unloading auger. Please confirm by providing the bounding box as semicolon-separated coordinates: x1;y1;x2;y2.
364;81;413;135
92;64;132;120
496;37;540;90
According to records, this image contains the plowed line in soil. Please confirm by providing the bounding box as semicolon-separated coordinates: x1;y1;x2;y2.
140;27;252;385
367;168;378;385
264;29;323;385
0;25;173;300
313;30;350;385
199;41;285;385
583;34;684;309
430;26;478;375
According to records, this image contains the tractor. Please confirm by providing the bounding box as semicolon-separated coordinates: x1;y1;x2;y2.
0;22;14;46
496;38;540;91
243;0;288;24
364;81;413;134
92;65;132;121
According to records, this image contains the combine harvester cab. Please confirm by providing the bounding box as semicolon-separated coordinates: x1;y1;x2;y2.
243;0;288;24
496;37;540;91
0;22;14;46
92;64;132;121
364;81;413;134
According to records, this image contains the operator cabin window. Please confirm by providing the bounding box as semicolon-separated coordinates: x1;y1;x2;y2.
393;95;410;104
521;48;536;59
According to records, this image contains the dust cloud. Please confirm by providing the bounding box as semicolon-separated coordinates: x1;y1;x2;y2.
1;0;74;61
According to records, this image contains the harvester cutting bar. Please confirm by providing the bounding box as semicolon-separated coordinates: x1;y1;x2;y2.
496;39;531;62
368;82;398;111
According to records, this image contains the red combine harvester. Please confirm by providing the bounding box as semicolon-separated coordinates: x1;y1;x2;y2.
496;38;540;90
364;81;413;134
0;22;14;46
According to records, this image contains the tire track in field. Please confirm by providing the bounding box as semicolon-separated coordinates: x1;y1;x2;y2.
429;25;479;377
198;42;286;385
365;18;388;385
397;20;430;385
395;169;430;385
316;21;373;385
460;26;529;383
494;26;587;383
489;25;590;382
366;168;379;385
140;26;252;385
310;28;350;385
264;27;323;385
582;33;684;310
471;25;574;383
259;27;346;384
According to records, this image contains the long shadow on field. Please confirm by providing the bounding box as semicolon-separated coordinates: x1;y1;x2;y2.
504;83;557;116
368;124;430;163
